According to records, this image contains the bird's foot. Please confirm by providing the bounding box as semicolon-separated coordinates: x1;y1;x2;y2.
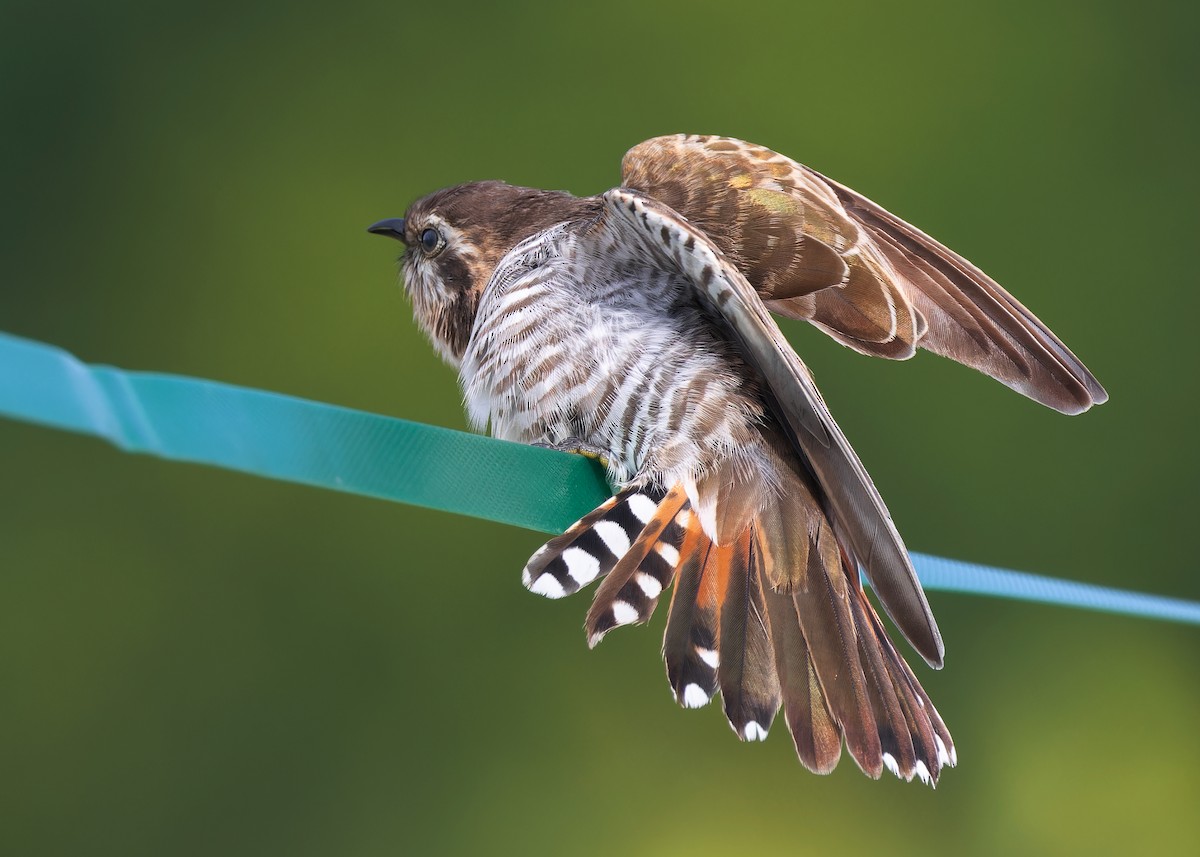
533;437;612;470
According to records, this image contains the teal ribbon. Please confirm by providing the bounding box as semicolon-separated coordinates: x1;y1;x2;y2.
2;330;1198;626
0;332;610;535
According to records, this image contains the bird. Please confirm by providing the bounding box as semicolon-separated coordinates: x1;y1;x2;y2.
368;134;1106;787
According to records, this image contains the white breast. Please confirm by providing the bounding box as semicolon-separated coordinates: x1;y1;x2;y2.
460;225;766;487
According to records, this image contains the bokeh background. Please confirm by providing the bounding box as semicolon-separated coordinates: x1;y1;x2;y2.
2;1;1197;854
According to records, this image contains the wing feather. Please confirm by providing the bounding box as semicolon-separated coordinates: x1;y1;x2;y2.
814;167;1107;411
601;188;945;668
622;134;1106;414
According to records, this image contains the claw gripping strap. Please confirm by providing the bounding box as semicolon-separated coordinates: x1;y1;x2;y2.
2;330;1198;627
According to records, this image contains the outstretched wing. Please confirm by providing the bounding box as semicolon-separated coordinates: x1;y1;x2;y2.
598;188;944;669
622;134;1107;415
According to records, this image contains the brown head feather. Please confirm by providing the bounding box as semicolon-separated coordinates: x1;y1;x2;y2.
397;181;598;364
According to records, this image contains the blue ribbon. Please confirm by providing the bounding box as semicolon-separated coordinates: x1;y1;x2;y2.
2;330;1197;627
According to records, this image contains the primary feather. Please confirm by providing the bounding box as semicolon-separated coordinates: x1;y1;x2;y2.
622;134;1107;414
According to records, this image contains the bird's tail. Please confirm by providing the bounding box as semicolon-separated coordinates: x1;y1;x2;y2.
522;470;956;786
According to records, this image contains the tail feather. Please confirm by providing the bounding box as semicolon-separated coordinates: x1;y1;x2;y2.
717;529;782;741
585;487;689;646
857;590;955;783
663;518;722;708
862;597;957;774
763;586;842;774
790;520;885;777
522;484;667;599
849;584;919;779
520;472;955;787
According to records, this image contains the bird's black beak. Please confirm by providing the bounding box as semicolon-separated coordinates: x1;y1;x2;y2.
367;218;407;243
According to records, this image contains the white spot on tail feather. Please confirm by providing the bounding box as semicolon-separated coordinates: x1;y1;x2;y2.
682;684;709;708
914;760;931;786
655;543;680;567
592;520;631;557
635;572;662;599
696;647;719;669
673;508;691;528
627;493;658;524
882;753;901;779
742;722;767;742
935;735;952;767
562;547;600;586
611;600;639;625
528;573;565;599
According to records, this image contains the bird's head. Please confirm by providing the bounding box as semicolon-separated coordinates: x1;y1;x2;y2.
369;181;592;367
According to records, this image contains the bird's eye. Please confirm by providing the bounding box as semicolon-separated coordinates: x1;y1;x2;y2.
419;227;443;254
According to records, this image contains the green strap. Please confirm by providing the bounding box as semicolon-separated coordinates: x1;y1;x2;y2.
0;331;610;534
2;330;1198;626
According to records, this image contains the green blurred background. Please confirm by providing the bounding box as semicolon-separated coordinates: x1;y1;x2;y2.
1;0;1197;854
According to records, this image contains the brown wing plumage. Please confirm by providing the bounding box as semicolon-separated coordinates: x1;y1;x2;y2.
622;134;1106;414
602;188;944;670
